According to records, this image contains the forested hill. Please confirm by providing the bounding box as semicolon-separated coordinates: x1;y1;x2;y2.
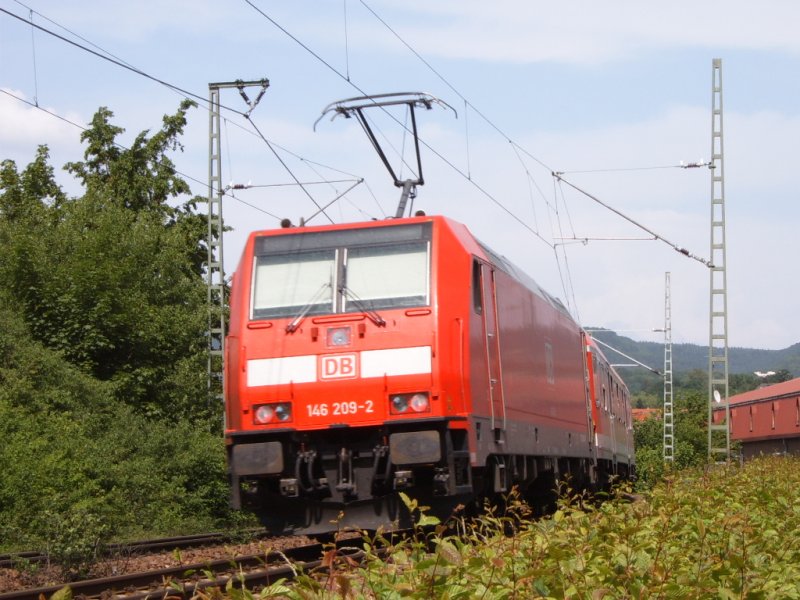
587;329;800;378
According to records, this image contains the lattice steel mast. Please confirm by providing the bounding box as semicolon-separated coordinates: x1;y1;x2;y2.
206;80;269;409
663;272;674;462
707;59;731;461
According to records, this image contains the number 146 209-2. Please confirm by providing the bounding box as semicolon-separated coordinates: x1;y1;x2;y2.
306;400;374;418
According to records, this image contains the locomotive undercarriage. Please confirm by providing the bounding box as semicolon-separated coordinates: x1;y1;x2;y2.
228;419;474;533
230;420;630;533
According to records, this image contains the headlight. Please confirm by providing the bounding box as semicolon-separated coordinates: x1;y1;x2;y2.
253;403;292;424
327;326;351;347
389;392;430;415
409;393;429;412
391;395;409;413
275;403;291;421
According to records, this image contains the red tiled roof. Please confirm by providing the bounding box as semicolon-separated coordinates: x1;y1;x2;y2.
728;377;800;405
632;408;661;422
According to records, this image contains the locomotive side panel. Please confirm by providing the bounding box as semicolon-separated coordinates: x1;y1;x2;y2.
464;253;594;471
429;220;477;420
585;337;634;472
492;268;589;456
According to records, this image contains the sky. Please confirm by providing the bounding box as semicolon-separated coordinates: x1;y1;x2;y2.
1;0;799;355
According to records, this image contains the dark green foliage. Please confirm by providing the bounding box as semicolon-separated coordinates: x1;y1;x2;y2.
633;390;708;489
0;102;212;421
247;457;800;598
0;301;230;556
0;104;239;559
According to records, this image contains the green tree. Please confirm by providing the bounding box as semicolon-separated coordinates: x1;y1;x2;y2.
634;390;708;488
0;101;213;421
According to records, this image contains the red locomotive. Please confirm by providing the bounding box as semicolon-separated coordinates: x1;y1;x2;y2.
224;214;634;532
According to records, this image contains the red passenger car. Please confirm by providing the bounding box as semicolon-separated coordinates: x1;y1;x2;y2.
225;214;634;532
723;378;800;458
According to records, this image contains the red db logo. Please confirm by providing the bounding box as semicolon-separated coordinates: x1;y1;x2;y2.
320;353;358;380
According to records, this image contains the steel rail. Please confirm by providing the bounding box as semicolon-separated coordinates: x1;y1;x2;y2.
0;541;330;600
0;530;265;569
0;532;374;600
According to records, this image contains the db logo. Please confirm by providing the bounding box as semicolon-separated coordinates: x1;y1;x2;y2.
320;353;359;380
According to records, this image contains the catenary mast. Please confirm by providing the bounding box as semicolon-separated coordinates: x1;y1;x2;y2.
206;80;269;413
663;272;674;462
707;59;731;461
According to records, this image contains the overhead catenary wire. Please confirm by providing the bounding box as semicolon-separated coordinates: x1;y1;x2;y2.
220;116;386;219
2;3;377;223
26;8;39;106
553;172;714;268
0;6;245;116
241;0;555;250
243;116;334;224
0;88;285;220
343;0;351;81
6;1;708;320
358;0;555;175
590;336;661;375
557;163;692;175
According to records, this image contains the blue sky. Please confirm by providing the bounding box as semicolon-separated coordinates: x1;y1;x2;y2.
2;1;799;355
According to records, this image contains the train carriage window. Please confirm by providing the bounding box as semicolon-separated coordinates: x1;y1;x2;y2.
749;406;753;432
545;342;555;385
344;241;430;311
796;397;799;427
472;260;483;314
251;250;335;319
771;402;776;429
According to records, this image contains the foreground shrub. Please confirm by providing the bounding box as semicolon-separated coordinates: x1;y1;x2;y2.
228;456;800;598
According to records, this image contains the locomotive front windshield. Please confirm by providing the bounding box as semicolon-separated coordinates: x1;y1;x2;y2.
252;250;336;320
251;223;431;320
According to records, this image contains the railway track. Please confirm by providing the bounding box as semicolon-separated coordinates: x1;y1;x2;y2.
0;532;372;600
0;531;265;570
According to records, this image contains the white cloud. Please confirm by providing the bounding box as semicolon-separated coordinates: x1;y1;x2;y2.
0;88;81;149
363;0;800;64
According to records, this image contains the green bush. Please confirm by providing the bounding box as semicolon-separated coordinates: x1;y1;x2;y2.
243;457;800;599
0;303;232;557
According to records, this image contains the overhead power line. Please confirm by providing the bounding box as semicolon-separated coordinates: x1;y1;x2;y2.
0;6;244;115
553;172;714;268
242;0;555;250
591;336;661;375
0;88;285;219
2;4;376;223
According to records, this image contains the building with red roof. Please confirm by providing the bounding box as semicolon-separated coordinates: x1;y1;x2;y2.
720;377;800;458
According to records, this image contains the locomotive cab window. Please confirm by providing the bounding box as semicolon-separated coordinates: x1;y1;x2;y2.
250;223;431;320
252;250;335;320
343;242;429;312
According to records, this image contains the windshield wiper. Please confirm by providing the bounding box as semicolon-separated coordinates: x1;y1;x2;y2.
339;285;386;327
286;282;332;333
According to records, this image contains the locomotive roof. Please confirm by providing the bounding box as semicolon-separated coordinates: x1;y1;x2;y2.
245;214;572;318
474;238;571;318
